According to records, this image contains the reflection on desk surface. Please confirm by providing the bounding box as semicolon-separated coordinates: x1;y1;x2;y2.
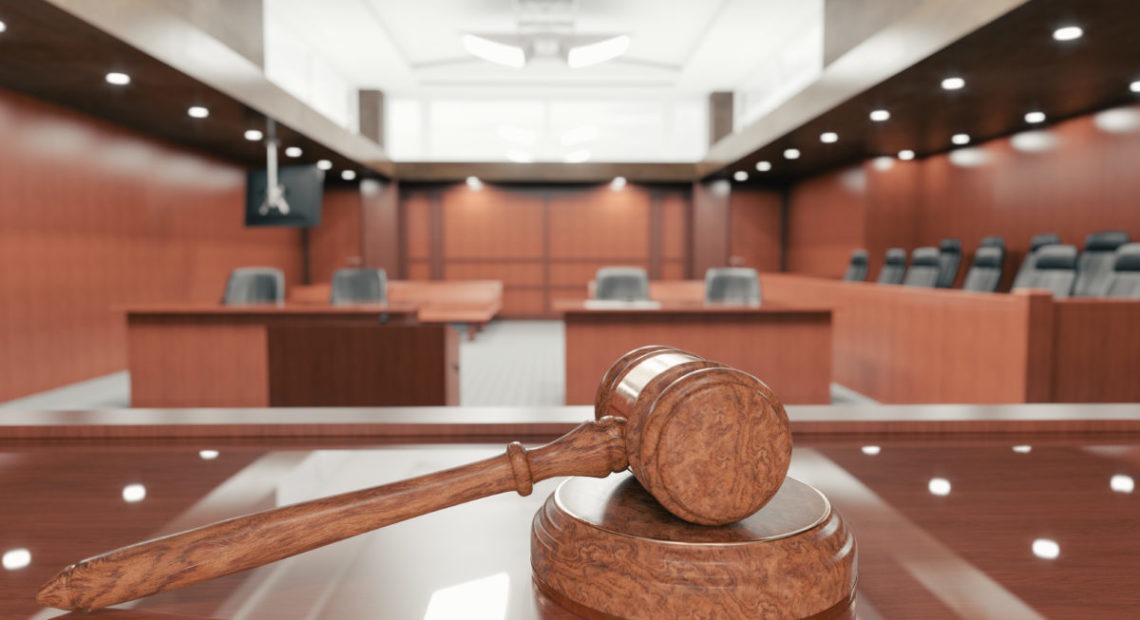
4;437;1138;619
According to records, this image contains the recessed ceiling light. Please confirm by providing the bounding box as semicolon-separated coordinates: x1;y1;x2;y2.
941;77;965;90
783;148;801;160
755;161;772;172
0;20;7;34
928;477;951;496
316;159;332;170
187;106;209;119
244;129;263;141
1053;26;1082;41
1132;80;1140;93
1111;474;1135;494
869;109;890;122
466;176;483;190
820;132;838;144
1025;111;1047;124
105;72;130;86
1012;445;1032;454
733;171;749;182
898;149;915;160
2;549;31;571
1032;538;1060;560
951;133;970;145
284;146;302;158
861;446;881;455
341;170;356;181
610;176;627;190
198;449;219;460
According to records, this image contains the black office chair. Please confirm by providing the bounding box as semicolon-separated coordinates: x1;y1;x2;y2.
222;267;285;305
876;248;907;284
843;249;869;282
330;268;387;305
1014;244;1078;298
705;267;761;305
1011;232;1061;289
1073;230;1131;297
902;247;941;287
962;246;1004;293
935;239;962;288
595;266;650;301
1105;243;1140;299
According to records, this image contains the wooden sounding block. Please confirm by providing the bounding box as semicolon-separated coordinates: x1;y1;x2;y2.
533;474;857;620
37;346;855;618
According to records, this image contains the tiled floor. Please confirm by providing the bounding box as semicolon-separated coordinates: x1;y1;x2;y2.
0;320;871;409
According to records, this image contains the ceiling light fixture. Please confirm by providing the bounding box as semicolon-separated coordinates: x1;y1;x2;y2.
783;148;801;160
341;170;357;181
898;149;916;160
1132;80;1140;93
567;35;631;69
466;176;483;190
1025;111;1047;124
941;77;965;90
733;171;749;182
461;34;526;68
105;72;130;86
951;133;970;145
869;109;890;122
755;161;772;172
610;176;627;190
187;106;209;119
820;132;838;144
1032;539;1060;560
0;20;6;34
3;549;31;571
1053;26;1082;41
316;159;332;171
244;129;263;141
284;146;302;158
199;450;220;460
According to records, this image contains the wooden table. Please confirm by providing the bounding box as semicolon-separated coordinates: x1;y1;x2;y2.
560;302;832;405
126;304;459;407
3;404;1139;618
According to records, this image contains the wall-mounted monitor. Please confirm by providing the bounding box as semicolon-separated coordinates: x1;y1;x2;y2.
245;164;324;228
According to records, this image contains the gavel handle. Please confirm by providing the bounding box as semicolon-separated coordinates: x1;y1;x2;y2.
37;417;629;612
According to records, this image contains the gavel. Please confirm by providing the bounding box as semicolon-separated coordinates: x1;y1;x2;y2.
37;346;792;612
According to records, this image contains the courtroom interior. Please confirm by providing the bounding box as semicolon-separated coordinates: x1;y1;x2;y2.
1;1;1139;618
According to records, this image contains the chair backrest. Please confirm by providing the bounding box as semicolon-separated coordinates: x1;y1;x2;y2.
935;238;962;288
1017;244;1077;298
595;266;650;301
705;267;761;305
1012;232;1062;289
902;247;941;287
1073;230;1131;297
979;235;1006;250
962;246;1004;292
222;267;285;305
1105;243;1140;299
843;249;869;282
876;248;907;284
330;268;387;305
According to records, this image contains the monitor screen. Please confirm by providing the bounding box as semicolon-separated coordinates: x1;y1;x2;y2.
245;164;324;228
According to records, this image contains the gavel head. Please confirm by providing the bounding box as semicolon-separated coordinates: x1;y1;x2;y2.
595;345;792;526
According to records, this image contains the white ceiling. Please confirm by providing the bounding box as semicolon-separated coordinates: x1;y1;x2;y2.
264;0;823;98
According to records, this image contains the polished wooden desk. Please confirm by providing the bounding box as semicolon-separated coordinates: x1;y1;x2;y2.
560;301;832;405
126;304;459;407
3;405;1139;618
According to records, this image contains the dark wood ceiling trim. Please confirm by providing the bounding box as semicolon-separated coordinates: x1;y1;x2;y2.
390;162;698;183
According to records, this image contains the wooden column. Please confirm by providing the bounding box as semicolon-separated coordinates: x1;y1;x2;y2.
691;180;731;277
361;178;401;276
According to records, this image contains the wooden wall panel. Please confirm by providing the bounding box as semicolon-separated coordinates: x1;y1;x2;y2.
0;88;302;401
401;183;691;317
548;187;650;258
729;188;783;272
691;180;731;276
308;189;361;283
785;167;867;278
440;186;544;258
660;192;689;262
361;178;401;277
403;191;433;260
